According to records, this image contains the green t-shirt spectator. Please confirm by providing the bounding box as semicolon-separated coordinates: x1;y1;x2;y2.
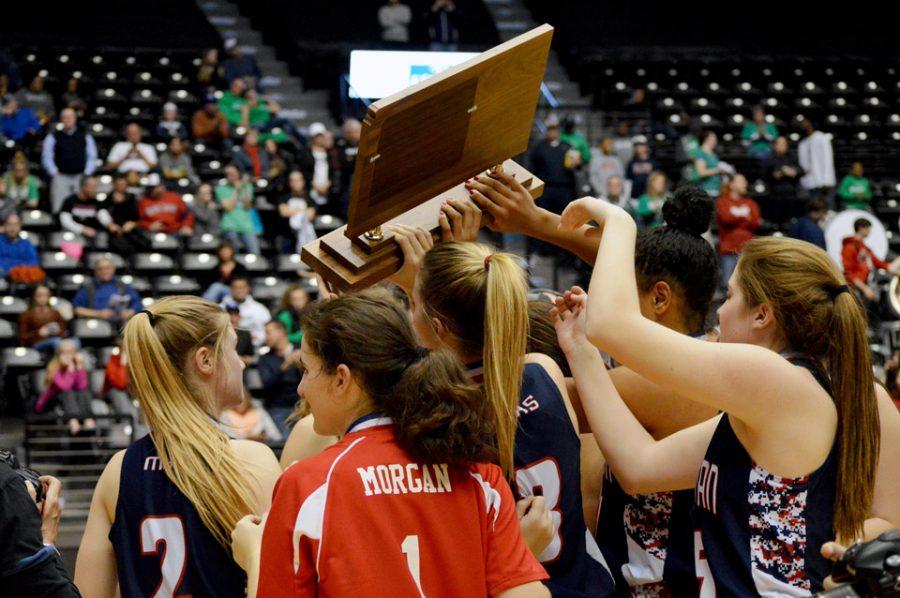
216;181;256;233
219;91;246;126
636;193;669;227
838;175;873;209
2;173;40;204
741;122;779;157
560;131;591;164
277;309;303;345
691;149;721;195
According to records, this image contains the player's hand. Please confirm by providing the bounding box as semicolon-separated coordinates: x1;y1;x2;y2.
38;475;63;546
516;496;554;557
820;541;848;590
558;196;627;238
551;286;591;356
438;197;481;242
466;170;540;235
385;224;433;298
232;513;266;572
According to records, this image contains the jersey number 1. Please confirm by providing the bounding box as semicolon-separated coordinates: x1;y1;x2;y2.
140;515;189;598
402;535;425;597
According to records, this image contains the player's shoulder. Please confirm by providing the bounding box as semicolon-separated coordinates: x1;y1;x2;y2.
282;434;375;482
524;353;566;388
230;439;279;469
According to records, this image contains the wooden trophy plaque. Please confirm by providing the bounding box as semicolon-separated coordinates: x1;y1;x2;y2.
301;24;554;292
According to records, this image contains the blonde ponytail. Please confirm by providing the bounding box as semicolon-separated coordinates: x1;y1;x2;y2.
420;243;528;477
123;296;258;549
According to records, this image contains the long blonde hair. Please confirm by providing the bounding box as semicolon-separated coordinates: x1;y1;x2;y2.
123;296;257;549
419;242;527;478
738;237;880;542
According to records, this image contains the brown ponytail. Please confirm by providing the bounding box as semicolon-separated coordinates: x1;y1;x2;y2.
738;237;880;541
419;242;528;478
300;289;497;466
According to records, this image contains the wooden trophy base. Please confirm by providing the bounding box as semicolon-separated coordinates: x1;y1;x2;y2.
301;159;544;292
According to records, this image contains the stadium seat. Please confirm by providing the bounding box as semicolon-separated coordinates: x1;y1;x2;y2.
187;233;220;252
118;275;152;294
41;251;80;273
133;253;175;274
277;253;305;273
153;275;200;295
253;276;288;301
3;346;44;368
235;254;271;273
72;318;116;345
0;296;30;320
87;252;126;269
149;233;181;252
21;210;54;230
181;252;218;272
244;368;263;393
0;319;17;346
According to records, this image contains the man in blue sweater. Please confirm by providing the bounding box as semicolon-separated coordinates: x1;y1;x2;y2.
0;96;40;143
787;196;828;250
0;213;38;276
72;258;142;323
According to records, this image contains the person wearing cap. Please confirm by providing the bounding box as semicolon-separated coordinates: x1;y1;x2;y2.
0;94;40;143
528;115;577;219
222;39;262;90
155;102;188;141
41;107;98;213
225;302;256;366
105;123;157;175
191;94;230;147
137;178;195;237
624;137;656;198
297;122;337;211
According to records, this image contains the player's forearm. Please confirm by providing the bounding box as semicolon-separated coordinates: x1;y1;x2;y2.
527;208;599;265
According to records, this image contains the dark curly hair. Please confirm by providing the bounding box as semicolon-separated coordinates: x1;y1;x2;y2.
634;185;717;331
300;289;498;467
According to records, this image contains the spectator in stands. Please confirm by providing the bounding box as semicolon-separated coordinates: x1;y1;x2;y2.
34;340;95;435
797;118;835;203
611;121;634;165
216;163;260;254
625;136;656;198
257;319;302;437
560;115;591;165
1;95;40;143
19;284;68;356
41;107;98;214
716;173;760;290
379;0;413;43
336;118;361;217
197;48;223;90
1;153;40;217
137;179;195;237
98;175;149;254
219;78;247;126
239;90;291;143
691;131;727;196
529;115;577;219
841;217;900;303
0;212;39;277
59;176;103;242
425;0;460;50
222;39;262;89
155;102;188;141
0;458;76;594
298;122;336;211
105;123;157;176
635;171;670;228
741;105;778;159
201;241;248;303
101;338;136;420
15;75;54;125
220;392;280;441
762;135;803;225
190;182;220;236
234;128;269;180
226;303;255;366
601;175;627;207
278;170;316;252
589;136;623;197
787;196;828;250
838;161;873;210
72;257;142;324
61;76;87;117
159;136;199;187
191;94;230;147
221;276;271;347
275;284;308;345
263;138;290;192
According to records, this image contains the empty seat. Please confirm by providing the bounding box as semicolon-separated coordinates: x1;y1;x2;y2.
244;368;263;393
149;233;181;252
72;318;116;343
252;276;288;301
118;275;152;294
134;253;175;274
0;319;16;346
235;254;271;273
187;233;220;252
153;275;200;294
48;231;87;248
3;346;44;368
21;210;54;230
181;252;218;272
277;253;305;273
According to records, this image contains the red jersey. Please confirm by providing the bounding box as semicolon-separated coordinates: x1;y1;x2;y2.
138;191;195;233
715;195;760;255
841;236;888;284
258;416;547;597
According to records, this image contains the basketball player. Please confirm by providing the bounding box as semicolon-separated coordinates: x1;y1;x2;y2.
388;231;617;596
74;297;282;597
552;196;886;595
238;289;550;597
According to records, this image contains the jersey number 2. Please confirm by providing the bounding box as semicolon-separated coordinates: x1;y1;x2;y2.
140;515;189;598
515;458;563;562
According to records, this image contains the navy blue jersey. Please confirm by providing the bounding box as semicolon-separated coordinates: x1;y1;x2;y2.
596;467;699;597
468;361;617;597
109;435;246;598
692;357;837;596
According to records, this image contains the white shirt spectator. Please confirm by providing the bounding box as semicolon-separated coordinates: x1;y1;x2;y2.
379;2;412;42
106;141;158;174
310;148;331;206
220;294;271;347
798;131;835;189
588;150;623;196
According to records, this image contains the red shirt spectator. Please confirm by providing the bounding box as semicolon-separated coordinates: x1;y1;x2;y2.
841;236;888;285
715;174;760;255
138;183;195;234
